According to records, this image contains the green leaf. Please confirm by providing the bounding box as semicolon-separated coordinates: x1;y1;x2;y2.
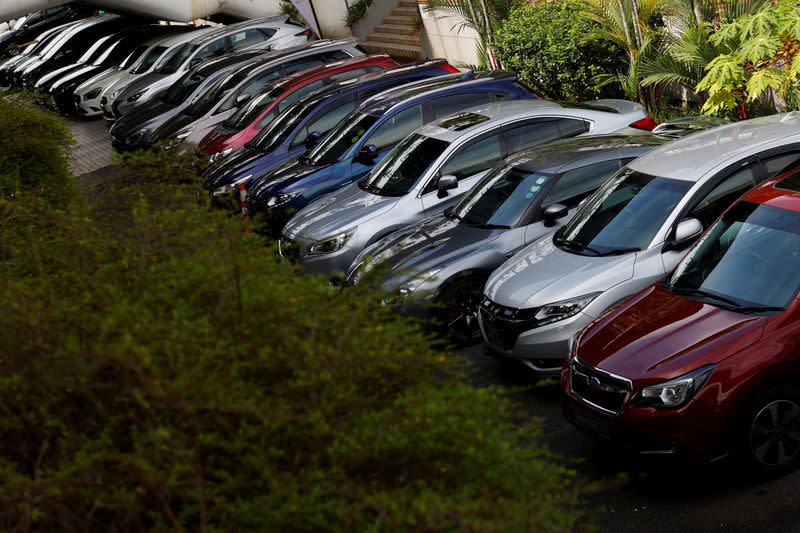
737;35;782;63
746;68;786;99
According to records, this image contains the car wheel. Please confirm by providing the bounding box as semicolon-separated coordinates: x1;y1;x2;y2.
437;276;485;345
740;385;800;475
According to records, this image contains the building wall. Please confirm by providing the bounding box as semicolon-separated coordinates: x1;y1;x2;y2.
311;0;352;38
417;0;479;67
350;0;400;41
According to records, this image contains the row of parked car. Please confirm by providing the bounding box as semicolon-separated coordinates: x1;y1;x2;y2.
5;8;800;476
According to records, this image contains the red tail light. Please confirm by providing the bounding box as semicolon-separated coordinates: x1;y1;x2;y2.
440;64;460;73
295;29;313;37
629;116;658;131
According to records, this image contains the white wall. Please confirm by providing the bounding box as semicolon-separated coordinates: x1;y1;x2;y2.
418;1;480;67
310;0;352;38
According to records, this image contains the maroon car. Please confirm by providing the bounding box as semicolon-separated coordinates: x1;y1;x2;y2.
562;164;800;474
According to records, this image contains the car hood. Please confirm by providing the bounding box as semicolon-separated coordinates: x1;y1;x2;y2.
77;68;123;94
52;64;101;90
284;183;399;240
485;237;635;312
112;99;179;138
249;159;331;203
577;284;767;380
152;112;197;142
121;71;163;96
205;147;270;188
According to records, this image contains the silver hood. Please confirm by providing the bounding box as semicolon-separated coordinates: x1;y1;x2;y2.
284;183;400;241
484;237;635;312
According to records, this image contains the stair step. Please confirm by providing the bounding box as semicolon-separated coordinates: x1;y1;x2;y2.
399;0;418;7
367;32;421;47
361;41;422;59
375;23;414;35
392;6;419;17
384;15;415;26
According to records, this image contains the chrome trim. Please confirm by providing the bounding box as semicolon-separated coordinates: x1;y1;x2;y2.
570;357;633;416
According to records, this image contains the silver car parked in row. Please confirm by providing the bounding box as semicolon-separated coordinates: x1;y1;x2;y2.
281;99;650;276
479;113;800;375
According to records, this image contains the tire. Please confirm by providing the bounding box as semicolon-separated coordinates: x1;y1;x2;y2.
436;276;485;345
738;385;800;476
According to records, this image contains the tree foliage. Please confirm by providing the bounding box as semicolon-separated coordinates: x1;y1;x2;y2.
495;0;626;100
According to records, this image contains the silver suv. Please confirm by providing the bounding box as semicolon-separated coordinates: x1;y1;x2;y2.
281;99;649;276
479;113;800;375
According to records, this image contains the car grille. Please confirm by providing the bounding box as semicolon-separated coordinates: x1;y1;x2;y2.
278;237;300;263
479;298;537;350
570;358;632;415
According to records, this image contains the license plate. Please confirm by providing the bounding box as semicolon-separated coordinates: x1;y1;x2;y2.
571;407;610;439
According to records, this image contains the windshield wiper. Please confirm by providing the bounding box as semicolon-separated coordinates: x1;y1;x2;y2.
475;223;510;229
553;236;602;256
729;305;785;314
671;286;742;308
595;247;641;256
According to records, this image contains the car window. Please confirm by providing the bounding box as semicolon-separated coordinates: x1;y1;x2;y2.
542;159;622;209
290;99;359;148
219;69;282;113
763;152;800;179
558;118;590;137
277;80;325;114
323;50;353;61
361;134;450;197
329;68;369;82
196;39;227;62
430;92;494;120
438;133;504;181
46;6;70;16
231;28;275;51
364;105;423;149
503;119;561;153
689;167;755;228
24;12;44;26
283;56;327;75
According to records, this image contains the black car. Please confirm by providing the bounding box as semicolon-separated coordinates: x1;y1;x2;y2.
0;3;94;58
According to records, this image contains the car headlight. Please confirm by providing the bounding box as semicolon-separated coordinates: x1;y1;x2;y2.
213;174;252;197
162;127;194;151
307;227;357;256
127;88;148;103
209;147;233;164
265;192;299;209
84;87;101;101
531;293;601;327
128;128;150;144
639;365;715;408
396;268;442;299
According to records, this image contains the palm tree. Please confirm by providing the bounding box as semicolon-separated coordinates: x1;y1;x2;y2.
580;0;663;60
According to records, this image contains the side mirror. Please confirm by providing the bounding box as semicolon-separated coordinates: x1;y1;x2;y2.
356;144;379;164
436;174;458;199
673;217;703;246
235;93;251;105
543;203;568;227
188;58;203;70
305;130;322;150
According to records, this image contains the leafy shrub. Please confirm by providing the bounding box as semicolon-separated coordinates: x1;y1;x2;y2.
345;0;374;28
0;95;73;205
0;97;585;530
495;0;625;101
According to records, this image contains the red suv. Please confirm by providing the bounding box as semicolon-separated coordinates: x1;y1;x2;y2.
562;163;800;474
197;54;398;156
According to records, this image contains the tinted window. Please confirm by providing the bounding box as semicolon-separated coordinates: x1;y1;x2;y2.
127;44;157;72
290;99;359;148
195;39;227;61
324;50;352;61
558;170;693;254
558;118;589;137
542;159;621;209
764;152;800;178
283;55;326;75
431;92;493;119
455;165;553;228
670;201;800;309
219;69;282;113
155;43;197;73
438;133;504;181
503;120;560;153
306;112;379;164
225;88;282;129
366;105;423;149
360;134;450;196
24;12;44;26
231;28;274;50
689;167;754;228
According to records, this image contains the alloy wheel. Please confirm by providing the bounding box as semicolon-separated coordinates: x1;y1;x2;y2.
749;399;800;467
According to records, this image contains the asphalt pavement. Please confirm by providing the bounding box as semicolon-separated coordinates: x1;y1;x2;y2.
458;344;800;533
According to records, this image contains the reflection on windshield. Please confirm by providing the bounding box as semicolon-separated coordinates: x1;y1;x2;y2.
455;165;552;228
130;45;165;73
155;43;196;74
558;169;692;254
360;134;449;197
185;70;248;117
670;201;800;310
250;100;311;151
305;112;378;165
224;87;282;130
161;70;209;105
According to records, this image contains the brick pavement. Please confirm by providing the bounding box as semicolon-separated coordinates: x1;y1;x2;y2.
67;117;115;177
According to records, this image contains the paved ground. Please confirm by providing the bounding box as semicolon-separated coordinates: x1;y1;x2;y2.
66;116;115;177
459;343;800;532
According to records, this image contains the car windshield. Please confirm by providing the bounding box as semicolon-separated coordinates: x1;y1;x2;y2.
78;34;111;64
155;43;197;74
304;112;379;165
556;169;693;256
185;69;250;117
359;134;449;197
130;45;166;73
455;165;553;228
223;86;282;130
668;201;800;311
161;69;210;105
249;100;313;151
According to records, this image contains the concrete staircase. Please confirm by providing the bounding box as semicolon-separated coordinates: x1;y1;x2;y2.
361;0;423;61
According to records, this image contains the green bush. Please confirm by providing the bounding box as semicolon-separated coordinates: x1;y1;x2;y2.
0;97;585;530
495;0;625;101
0;95;74;205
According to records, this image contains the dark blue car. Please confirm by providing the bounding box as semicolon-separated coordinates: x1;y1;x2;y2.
204;59;461;196
246;71;535;233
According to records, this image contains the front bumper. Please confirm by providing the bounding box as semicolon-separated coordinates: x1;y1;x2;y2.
279;234;361;277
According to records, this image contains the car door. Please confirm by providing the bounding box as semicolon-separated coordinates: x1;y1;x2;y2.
420;130;506;216
524;158;623;244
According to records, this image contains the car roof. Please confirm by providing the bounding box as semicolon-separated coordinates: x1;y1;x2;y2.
192;50;265;75
502;134;668;174
221;39;355;78
188;15;292;45
360;71;516;115
742;164;800;213
629;112;800;181
269;54;391;89
151;26;214;47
